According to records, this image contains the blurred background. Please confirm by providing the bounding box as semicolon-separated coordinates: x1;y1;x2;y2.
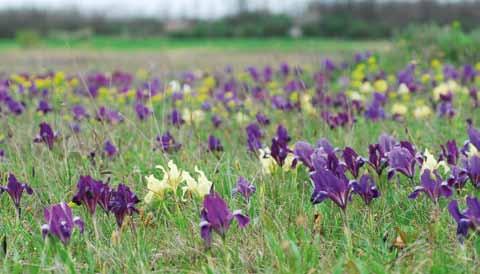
1;0;479;72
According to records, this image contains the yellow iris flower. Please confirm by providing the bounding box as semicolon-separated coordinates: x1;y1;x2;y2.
181;167;213;200
420;149;449;174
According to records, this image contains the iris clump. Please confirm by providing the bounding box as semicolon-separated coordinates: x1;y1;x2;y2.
103;140;118;158
232;176;256;200
351;174;380;205
449;197;480;243
33;122;57;150
207;135;223;152
0;173;33;218
199;192;249;247
72;176;110;215
310;167;353;213
156;132;181;153
109;184;140;228
408;169;452;204
144;161;213;203
41;202;84;245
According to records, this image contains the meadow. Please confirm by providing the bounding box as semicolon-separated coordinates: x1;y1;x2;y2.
0;37;479;273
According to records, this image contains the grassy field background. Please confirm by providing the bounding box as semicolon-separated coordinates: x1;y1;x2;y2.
0;37;390;73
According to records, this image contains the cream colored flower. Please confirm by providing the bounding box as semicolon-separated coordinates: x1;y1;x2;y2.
181;167;213;200
374;79;388;93
155;160;184;192
182;108;205;125
360;82;373;94
144;174;170;204
283;153;297;172
236;112;249;124
259;148;276;174
391;103;408;116
397;83;409;95
413;105;432;119
466;143;480;158
421;149;450;174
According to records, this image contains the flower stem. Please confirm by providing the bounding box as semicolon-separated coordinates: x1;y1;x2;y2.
15;206;21;221
92;214;100;241
342;210;353;258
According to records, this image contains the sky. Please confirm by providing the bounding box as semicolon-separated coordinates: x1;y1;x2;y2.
0;0;313;19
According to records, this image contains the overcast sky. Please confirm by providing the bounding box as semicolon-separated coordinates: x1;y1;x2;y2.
0;0;313;19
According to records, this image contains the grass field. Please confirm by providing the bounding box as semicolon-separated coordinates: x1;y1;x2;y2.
0;37;391;73
0;37;479;273
0;36;391;52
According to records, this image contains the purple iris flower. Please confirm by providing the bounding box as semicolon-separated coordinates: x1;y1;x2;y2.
200;192;249;246
104;140;118;158
270;138;291;167
467;120;480;150
379;133;397;153
271;95;293;110
275;125;291;145
437;93;456;118
72;176;109;215
305;139;339;173
156;132;181;153
37;100;53;114
465;155;480;187
443;64;459;80
450;164;469;187
270;125;292;167
96;106;123;125
397;64;418;91
246;67;260;82
448;197;480;242
168;108;184;127
367;144;388;176
351;174;380;205
462;64;476;83
322;58;336;72
201;101;212;111
294;141;315;171
0;174;33;217
321;111;351;129
316;138;335;154
33;122;57;150
207;135;223;152
342;147;365;178
109;184;140;228
440;140;459;166
280;62;290;77
71;105;89;121
387;142;419;179
246;123;263;152
42;202;84;245
470;87;479;108
364;95;385;121
211;115;222;128
255;112;270;126
366;134;396;175
408;169;452;203
70;123;81;134
5;98;24;115
310;167;353;212
263;66;273;82
134;103;151;121
232;177;256;200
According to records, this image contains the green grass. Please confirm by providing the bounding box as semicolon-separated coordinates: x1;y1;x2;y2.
0;53;479;273
0;36;390;52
